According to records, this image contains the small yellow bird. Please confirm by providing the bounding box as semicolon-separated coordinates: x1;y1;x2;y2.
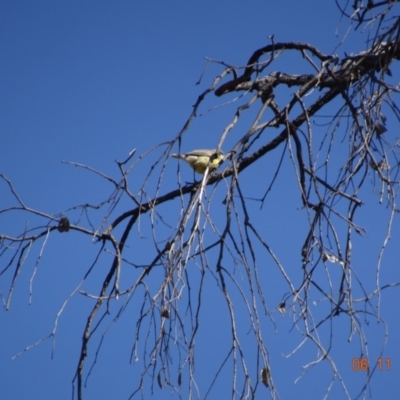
171;149;225;174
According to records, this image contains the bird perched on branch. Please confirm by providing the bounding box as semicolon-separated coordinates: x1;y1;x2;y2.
171;149;225;174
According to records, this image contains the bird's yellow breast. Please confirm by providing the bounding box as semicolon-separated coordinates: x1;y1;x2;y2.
192;155;223;174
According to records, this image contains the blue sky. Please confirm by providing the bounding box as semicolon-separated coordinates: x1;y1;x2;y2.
1;1;400;399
